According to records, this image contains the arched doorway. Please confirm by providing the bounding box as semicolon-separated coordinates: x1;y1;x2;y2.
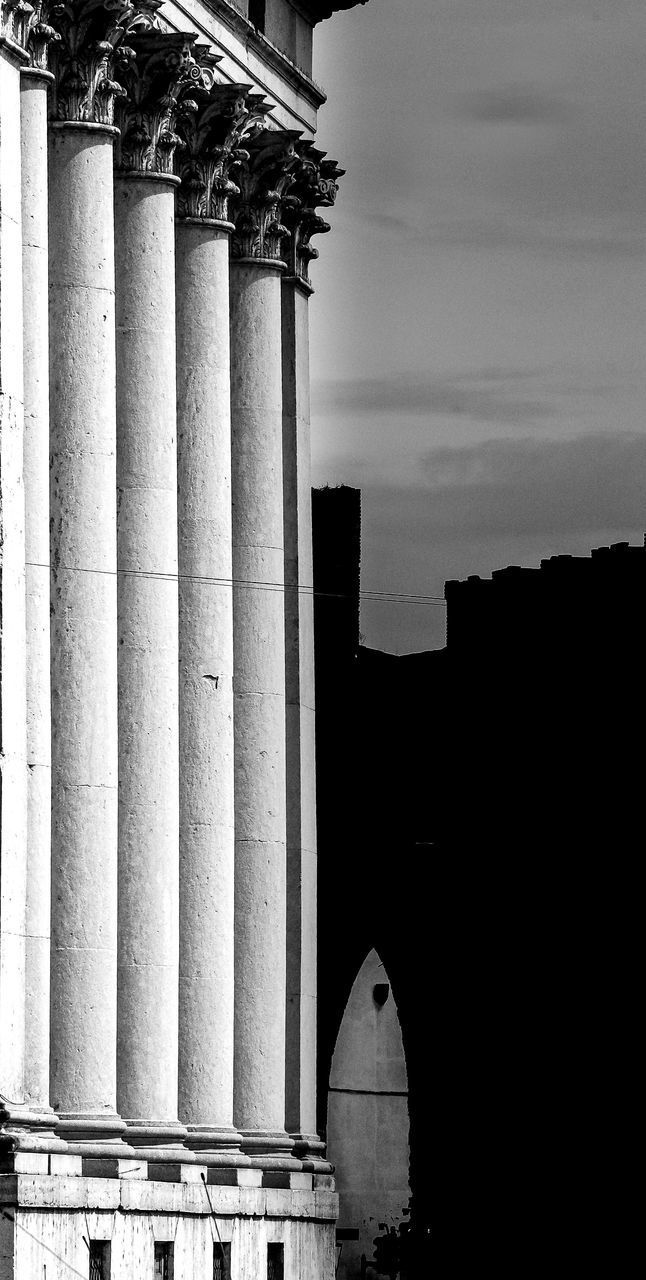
327;950;411;1280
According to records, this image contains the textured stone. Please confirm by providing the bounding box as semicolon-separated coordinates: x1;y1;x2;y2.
0;43;27;1109
282;279;318;1143
230;262;288;1142
175;222;236;1138
114;175;180;1129
20;67;51;1113
48;122;119;1122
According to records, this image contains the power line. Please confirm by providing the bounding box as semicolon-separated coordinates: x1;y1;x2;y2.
1;1210;89;1280
25;560;447;606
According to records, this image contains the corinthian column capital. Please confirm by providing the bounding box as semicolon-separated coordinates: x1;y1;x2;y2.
281;146;343;289
46;0;163;127
2;0;59;69
115;29;211;178
176;80;271;226
230;129;304;265
1;0;34;54
25;1;60;74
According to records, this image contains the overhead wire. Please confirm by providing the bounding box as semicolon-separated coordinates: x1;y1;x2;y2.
25;560;447;606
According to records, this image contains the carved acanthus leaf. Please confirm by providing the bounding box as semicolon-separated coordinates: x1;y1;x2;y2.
0;0;62;71
175;78;272;223
1;0;34;50
230;129;304;263
280;145;344;286
115;30;210;176
45;0;164;126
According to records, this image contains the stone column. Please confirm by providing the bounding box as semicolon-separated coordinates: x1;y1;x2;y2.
281;154;342;1163
20;16;57;1111
0;3;29;1110
174;85;262;1155
46;7;127;1137
114;32;195;1143
229;137;299;1161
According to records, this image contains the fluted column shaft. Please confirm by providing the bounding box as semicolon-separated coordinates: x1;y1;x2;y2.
176;219;237;1148
21;63;53;1111
282;276;319;1148
230;259;289;1153
48;122;120;1133
114;173;182;1138
0;33;28;1107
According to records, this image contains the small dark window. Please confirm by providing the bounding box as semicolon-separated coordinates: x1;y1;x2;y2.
249;0;266;33
373;983;390;1007
267;1243;284;1280
213;1241;231;1280
89;1241;110;1280
154;1243;174;1280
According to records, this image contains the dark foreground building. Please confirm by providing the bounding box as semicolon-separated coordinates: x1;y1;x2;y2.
313;486;641;1279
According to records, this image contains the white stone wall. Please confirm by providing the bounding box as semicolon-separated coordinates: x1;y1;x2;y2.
2;1178;337;1280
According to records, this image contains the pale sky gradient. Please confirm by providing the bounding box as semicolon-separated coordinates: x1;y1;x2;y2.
309;0;646;652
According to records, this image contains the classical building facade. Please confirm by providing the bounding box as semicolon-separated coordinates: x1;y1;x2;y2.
0;2;367;1276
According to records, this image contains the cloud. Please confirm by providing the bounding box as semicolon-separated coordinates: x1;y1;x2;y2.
315;368;553;425
422;215;646;259
454;84;569;124
413;432;646;536
313;365;618;430
359;204;646;260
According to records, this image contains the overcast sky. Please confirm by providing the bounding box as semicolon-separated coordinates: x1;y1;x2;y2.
309;0;646;652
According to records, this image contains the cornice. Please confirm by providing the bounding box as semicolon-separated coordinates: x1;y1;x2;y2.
177;0;326;110
246;25;325;110
293;0;369;22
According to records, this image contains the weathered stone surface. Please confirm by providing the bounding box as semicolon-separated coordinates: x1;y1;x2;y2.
0;42;28;1110
20;66;51;1113
48;123;119;1123
176;222;236;1140
230;261;288;1144
282;278;319;1146
3;1186;337;1277
114;174;180;1130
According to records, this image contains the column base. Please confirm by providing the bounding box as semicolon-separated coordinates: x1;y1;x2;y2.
54;1112;126;1143
290;1132;334;1173
0;1104;64;1157
185;1125;249;1165
124;1119;189;1150
240;1129;302;1171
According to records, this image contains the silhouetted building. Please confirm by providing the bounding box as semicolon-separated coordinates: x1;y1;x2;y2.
313;491;641;1280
